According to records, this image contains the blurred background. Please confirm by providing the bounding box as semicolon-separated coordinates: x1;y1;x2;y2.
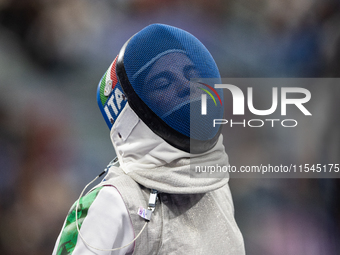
0;0;339;254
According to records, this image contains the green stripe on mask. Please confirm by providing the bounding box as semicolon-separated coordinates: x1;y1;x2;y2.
99;72;108;106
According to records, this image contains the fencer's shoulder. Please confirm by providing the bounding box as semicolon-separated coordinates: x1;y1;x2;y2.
67;184;125;219
99;166;142;189
53;183;132;255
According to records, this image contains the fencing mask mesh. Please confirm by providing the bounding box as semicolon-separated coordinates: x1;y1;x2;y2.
99;24;223;153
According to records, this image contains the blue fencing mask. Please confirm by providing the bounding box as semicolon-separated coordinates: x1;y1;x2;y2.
97;24;223;153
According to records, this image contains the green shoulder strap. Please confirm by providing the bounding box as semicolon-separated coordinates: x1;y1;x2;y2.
56;186;104;255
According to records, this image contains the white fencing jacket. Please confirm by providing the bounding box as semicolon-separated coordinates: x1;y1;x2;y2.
52;104;245;255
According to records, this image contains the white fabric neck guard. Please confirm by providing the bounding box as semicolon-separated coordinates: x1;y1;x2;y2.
110;103;229;194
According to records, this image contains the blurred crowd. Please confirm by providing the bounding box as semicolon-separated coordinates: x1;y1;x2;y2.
0;0;339;254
